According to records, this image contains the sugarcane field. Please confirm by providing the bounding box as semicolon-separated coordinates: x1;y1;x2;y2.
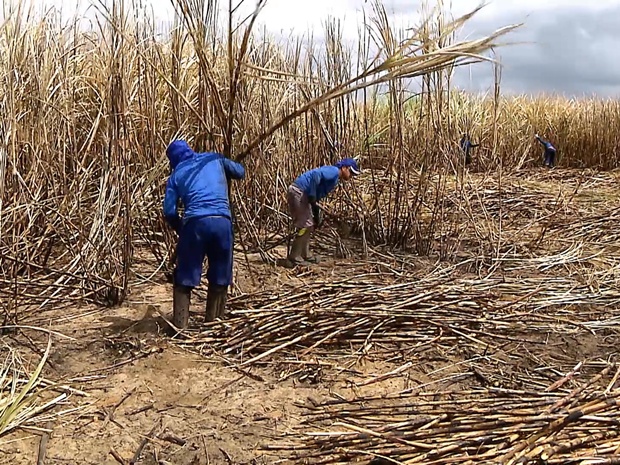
3;0;620;464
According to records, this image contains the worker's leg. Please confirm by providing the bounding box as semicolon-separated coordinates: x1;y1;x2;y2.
172;284;191;331
288;227;310;266
286;185;312;265
299;193;319;263
465;149;471;166
302;226;319;263
172;218;207;329
203;216;233;321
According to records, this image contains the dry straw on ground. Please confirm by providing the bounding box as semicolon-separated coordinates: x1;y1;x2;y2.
170;168;620;464
267;365;620;464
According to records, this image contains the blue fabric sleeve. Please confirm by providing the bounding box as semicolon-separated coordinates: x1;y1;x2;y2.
305;169;322;199
222;158;245;180
163;176;181;231
323;168;340;195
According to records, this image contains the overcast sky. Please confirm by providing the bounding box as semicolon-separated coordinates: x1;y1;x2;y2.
33;0;620;98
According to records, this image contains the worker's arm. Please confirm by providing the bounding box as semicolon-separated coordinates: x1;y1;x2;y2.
309;202;321;227
306;170;325;227
163;176;182;234
222;158;245;180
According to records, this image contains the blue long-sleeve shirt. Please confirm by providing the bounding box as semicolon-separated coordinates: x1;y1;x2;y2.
163;141;245;230
293;165;340;202
460;136;478;154
535;135;556;153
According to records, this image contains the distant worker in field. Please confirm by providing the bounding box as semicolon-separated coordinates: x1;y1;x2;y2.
163;140;246;330
285;158;361;267
535;134;557;168
460;133;479;166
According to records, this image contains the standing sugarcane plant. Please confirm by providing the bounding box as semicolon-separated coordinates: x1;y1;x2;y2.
122;0;521;274
169;0;268;288
0;0;523;314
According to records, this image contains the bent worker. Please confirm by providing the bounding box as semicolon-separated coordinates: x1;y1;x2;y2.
163;140;245;330
535;134;557;168
285;158;361;267
460;133;479;166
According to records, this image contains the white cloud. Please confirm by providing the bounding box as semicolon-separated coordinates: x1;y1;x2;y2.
18;0;620;96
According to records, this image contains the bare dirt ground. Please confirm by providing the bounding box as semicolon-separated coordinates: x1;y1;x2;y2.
2;260;426;465
2;168;620;465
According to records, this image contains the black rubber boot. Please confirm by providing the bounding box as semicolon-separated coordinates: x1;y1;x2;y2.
172;285;191;330
215;285;228;319
206;284;228;322
301;231;319;264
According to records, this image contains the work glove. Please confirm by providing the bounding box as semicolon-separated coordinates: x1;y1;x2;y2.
311;203;322;228
166;215;182;236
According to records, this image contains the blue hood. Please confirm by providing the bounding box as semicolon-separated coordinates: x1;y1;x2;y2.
166;140;194;169
163;148;246;227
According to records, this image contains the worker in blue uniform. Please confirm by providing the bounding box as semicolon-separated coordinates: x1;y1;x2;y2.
535;134;557;168
163;140;245;329
285;158;361;266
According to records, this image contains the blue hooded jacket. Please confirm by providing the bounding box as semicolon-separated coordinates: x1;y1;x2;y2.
163;140;245;231
293;165;340;202
535;135;556;153
460;135;479;154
